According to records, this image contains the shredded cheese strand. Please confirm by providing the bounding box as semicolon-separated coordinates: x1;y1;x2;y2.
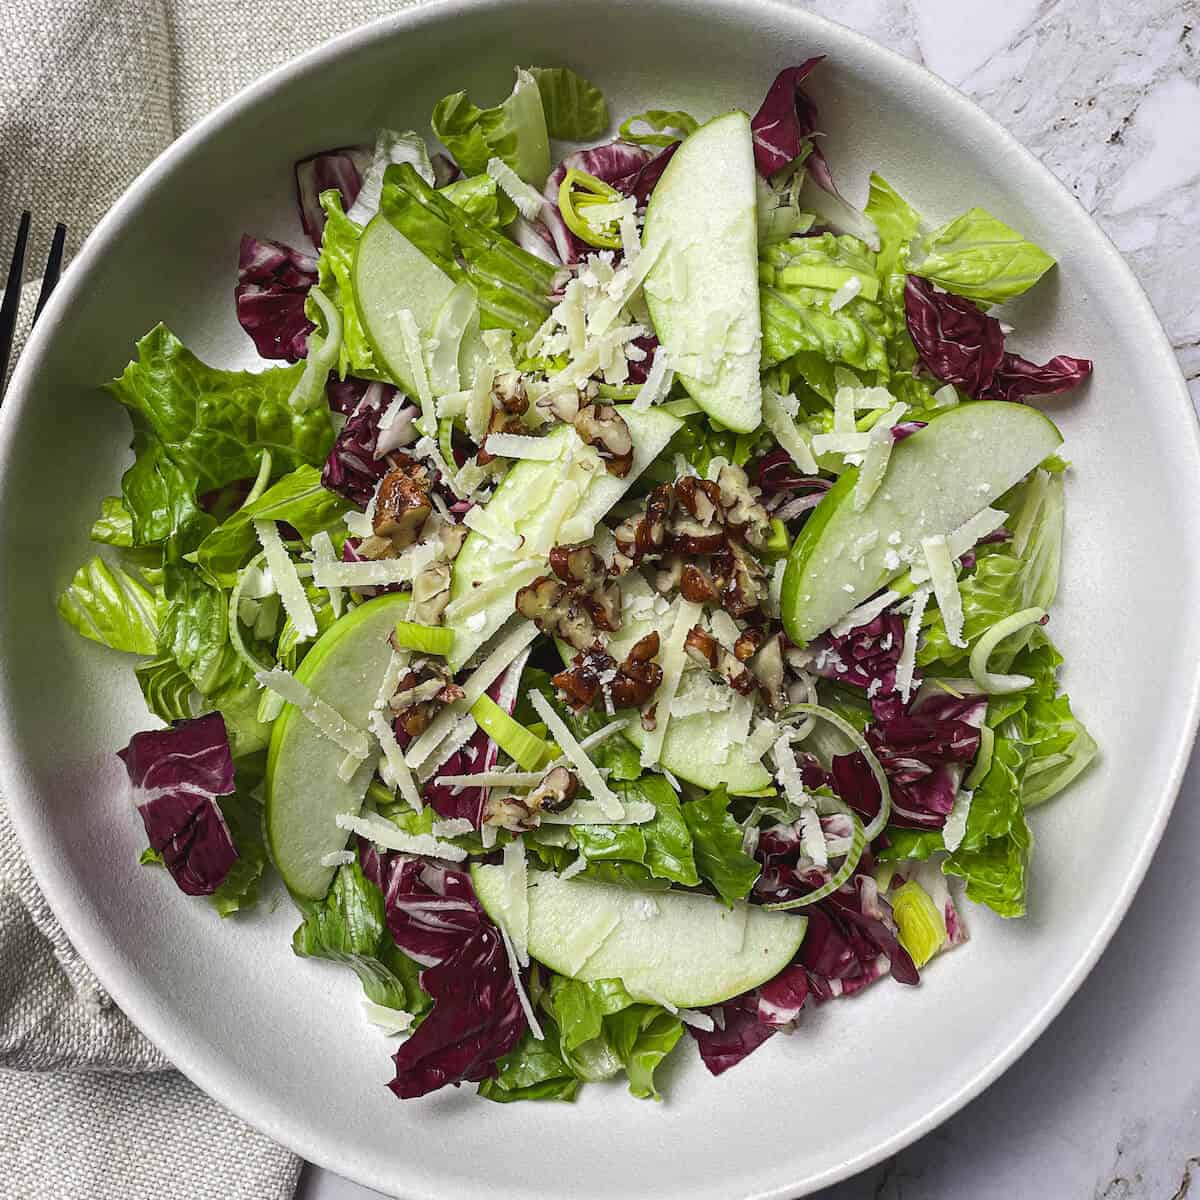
529;689;624;819
257;667;369;758
254;520;317;639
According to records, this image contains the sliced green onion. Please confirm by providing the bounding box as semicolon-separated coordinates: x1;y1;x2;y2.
964;722;995;789
470;694;556;770
394;620;455;657
780;702;892;841
762;517;790;560
968;607;1045;694
891;880;947;967
558;168;623;248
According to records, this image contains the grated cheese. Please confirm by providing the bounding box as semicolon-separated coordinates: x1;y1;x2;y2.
942;788;973;853
800;807;828;868
677;1008;716;1032
638;599;702;769
397;309;436;436
374;650;409;711
362;1001;414;1036
500;840;530;966
811;431;871;456
482;329;515;372
708;609;741;652
254;520;317;640
417;715;478;782
312;555;416;589
482;432;562;461
828;274;862;312
369;707;423;813
319;850;356;868
406;620;539;767
443;562;543;624
257;667;369;758
922;534;966;648
632;348;674;412
853;402;907;512
771;732;808;808
763;389;819;474
485;156;546;222
529;689;624;818
499;924;544;1040
335;810;467;861
833;386;857;433
540;798;656;825
310;530;344;619
466;362;497;442
559;856;588;881
746;718;780;762
831;590;900;637
895;586;931;702
463;503;525;552
415;434;469;502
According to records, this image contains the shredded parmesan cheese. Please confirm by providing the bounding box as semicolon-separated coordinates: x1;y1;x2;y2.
369;708;423;813
310;530;344;619
319;850;356;868
482;432;562;461
257;668;369;758
895;586;931;701
632;348;674;412
312;555;416;589
541;798;656;825
529;689;624;819
853;402;907;512
500;924;544;1040
828;274;862;312
831;590;900;637
254;520;317;640
500;840;530;966
922;534;966;648
942;788;973;853
638;599;701;768
763;389;819;474
485;156;545;221
463;504;525;551
800;807;828;868
335;810;467;862
397;309;436;436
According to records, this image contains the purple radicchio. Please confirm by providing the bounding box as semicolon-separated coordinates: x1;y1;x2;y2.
294;145;373;245
373;857;525;1098
117;712;237;896
904;275;1092;402
235;236;317;362
321;381;417;507
692;872;918;1075
831;691;987;831
807;612;908;721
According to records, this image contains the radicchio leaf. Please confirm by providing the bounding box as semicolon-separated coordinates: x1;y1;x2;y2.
904;275;1092;401
294;145;373;245
541;142;652;264
117;712;237;896
235;236;317;362
831;695;986;831
320;382;414;507
750;59;824;177
688;995;777;1075
808;612;907;720
378;858;525;1098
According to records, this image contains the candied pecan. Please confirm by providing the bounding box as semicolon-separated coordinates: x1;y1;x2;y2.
640;702;658;732
749;634;787;709
716;463;771;548
373;460;432;551
388;665;457;736
549;542;606;588
673;476;722;523
552;643;617;712
610;632;663;707
515;575;597;649
720;542;767;618
574;404;634;477
492;371;529;415
476;406;526;466
685;625;719;669
679;564;719;604
484;766;579;831
528;766;578;814
734;626;767;662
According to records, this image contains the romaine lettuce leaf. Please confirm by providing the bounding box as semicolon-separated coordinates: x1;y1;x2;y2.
864;172;921;281
432;68;551;186
90;497;134;546
529;67;608;140
210;790;268;917
293;859;429;1013
57;556;159;655
157;565;244;698
121;428;216;558
944;812;1031;919
381;162;555;337
682;786;761;905
108;325;333;495
193;465;351;587
477;1020;580;1103
603;1004;684;1100
572;822;647;865
619;777;699;886
912;207;1055;304
440;173;515;229
135;655;195;723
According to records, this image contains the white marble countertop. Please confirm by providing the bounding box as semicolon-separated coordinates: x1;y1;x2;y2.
303;1;1200;1195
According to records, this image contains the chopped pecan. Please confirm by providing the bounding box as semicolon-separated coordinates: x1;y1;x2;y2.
652;555;684;595
640;702;658;732
733;626;766;663
515;575;597;650
749;634;787;709
552;643;617;712
716;463;771;549
483;767;579;831
476;406;526;466
492;371;529;415
537;387;583;425
388;664;457;737
684;625;719;669
549;543;606;588
373;460;432;551
527;766;578;814
674;476;722;524
610;632;663;708
574;404;634;477
719;542;767;618
679;564;719;603
409;559;452;625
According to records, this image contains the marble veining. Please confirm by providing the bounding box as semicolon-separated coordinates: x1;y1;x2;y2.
305;2;1200;1196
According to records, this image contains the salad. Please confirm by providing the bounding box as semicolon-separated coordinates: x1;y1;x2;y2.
60;59;1098;1103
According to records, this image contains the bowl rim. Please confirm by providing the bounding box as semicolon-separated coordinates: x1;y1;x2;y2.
3;0;1199;1195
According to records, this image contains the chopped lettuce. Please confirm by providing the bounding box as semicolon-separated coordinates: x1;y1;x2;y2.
912;207;1055;305
440;173;516;229
682;786;761;905
90;496;135;546
307;191;377;379
604;1004;685;1100
382;162;555;337
135;655;195;723
432;68;551;186
864;172;921;282
293;860;429;1014
529;67;609;140
210;789;268;917
478;1020;580;1103
157;565;245;698
194;465;350;587
57;556;159;655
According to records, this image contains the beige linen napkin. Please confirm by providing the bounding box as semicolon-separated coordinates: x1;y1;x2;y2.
0;1;418;1195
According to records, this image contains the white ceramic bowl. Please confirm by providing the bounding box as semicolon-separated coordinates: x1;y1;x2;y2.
3;2;1198;1197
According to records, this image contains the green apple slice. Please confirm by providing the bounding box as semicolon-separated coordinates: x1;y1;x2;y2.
643;111;762;433
445;405;681;669
353;214;481;395
781;400;1063;645
265;593;409;900
472;867;806;1008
